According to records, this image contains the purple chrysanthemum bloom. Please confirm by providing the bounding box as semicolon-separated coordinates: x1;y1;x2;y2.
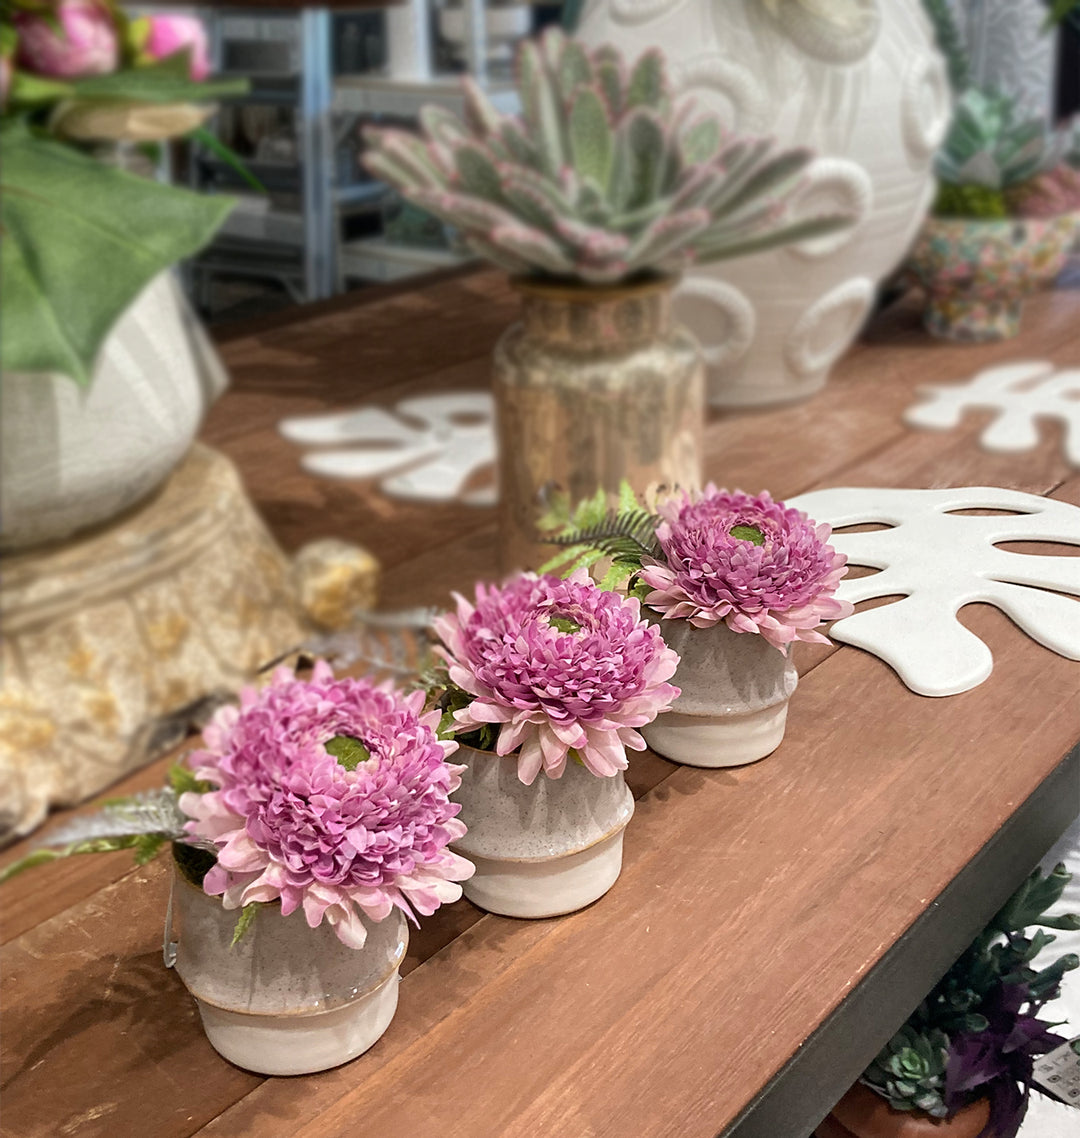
431;568;680;786
638;485;854;651
179;661;474;949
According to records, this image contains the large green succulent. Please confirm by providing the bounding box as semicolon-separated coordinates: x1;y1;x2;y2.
363;29;851;284
863;1025;951;1117
934;88;1052;218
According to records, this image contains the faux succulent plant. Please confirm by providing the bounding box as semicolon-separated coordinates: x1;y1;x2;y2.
934;89;1052;219
863;1025;951;1117
860;864;1080;1135
363;29;851;284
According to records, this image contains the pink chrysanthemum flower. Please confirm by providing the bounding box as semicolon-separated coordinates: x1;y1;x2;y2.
432;569;680;786
179;661;473;949
639;485;853;650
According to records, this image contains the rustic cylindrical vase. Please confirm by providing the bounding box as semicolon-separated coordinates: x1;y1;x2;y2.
450;744;635;918
816;1083;992;1138
642;621;796;767
171;866;407;1075
494;276;704;573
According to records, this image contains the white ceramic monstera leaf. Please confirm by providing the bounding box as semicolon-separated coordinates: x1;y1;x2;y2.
904;362;1080;467
279;392;496;506
788;486;1080;696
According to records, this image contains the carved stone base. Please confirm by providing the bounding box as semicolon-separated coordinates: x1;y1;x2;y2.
0;444;376;843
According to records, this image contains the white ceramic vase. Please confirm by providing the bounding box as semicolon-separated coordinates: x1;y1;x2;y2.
450;744;634;918
0;271;228;550
641;621;796;767
171;866;407;1075
576;0;950;408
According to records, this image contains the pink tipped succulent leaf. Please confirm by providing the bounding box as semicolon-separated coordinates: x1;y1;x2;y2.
431;569;680;786
362;27;852;283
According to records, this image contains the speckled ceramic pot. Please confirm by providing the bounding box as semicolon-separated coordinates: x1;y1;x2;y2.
815;1083;992;1138
906;213;1079;342
450;744;634;918
171;866;407;1075
641;620;796;768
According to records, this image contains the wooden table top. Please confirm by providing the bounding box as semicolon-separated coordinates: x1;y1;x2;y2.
3;271;1080;1138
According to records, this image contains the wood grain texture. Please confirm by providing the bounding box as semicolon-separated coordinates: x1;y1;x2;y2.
3;276;1079;1138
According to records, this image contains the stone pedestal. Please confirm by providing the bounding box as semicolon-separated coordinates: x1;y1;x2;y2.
0;444;377;842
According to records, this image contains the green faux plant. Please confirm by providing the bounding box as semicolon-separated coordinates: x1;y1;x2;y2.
1;0;248;385
363;28;852;285
861;865;1080;1133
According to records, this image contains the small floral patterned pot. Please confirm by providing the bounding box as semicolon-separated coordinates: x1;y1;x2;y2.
450;744;634;918
816;1083;992;1138
906;213;1078;342
170;866;408;1075
641;621;796;768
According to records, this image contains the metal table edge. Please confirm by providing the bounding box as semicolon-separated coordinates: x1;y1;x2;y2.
717;738;1080;1138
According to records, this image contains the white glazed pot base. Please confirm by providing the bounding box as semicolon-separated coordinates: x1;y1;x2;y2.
463;828;626;919
642;700;790;768
194;966;400;1076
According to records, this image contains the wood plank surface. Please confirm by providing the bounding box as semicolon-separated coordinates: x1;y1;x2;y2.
2;275;1079;1138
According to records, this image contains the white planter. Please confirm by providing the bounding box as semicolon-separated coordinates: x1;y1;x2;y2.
451;744;634;918
171;866;407;1075
577;0;949;408
641;620;796;768
0;271;228;551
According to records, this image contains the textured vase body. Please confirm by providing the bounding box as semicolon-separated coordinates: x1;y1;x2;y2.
494;277;703;573
641;620;796;767
816;1083;992;1138
907;214;1079;341
577;0;949;407
451;744;635;917
172;867;407;1075
1;271;228;550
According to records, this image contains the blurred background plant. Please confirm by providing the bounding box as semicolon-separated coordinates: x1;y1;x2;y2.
0;0;248;383
922;0;1080;222
363;28;853;285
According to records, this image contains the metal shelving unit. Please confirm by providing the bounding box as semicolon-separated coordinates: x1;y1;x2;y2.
188;2;531;309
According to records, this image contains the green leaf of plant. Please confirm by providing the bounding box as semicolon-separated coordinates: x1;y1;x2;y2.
730;524;765;545
187;126;266;193
71;56;248;104
0;836;142;885
231;902;261;947
569;86;614;190
0;124;234;384
549;615;581;634
325;734;371;771
10;72;75;105
168;761;212;796
133;832;169;865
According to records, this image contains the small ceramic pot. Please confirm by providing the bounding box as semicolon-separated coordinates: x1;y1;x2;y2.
906;213;1078;342
816;1083;992;1138
450;744;634;918
641;620;796;768
170;866;407;1075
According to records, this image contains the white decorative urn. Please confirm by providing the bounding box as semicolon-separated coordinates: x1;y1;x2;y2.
577;0;951;407
450;744;634;918
1;271;228;550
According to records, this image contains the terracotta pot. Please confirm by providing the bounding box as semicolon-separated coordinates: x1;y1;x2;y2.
817;1083;992;1138
641;619;796;767
450;743;634;918
494;275;704;573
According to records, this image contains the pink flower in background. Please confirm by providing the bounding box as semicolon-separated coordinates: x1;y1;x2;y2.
15;0;118;79
433;569;680;785
179;661;473;949
145;14;209;81
640;485;853;650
